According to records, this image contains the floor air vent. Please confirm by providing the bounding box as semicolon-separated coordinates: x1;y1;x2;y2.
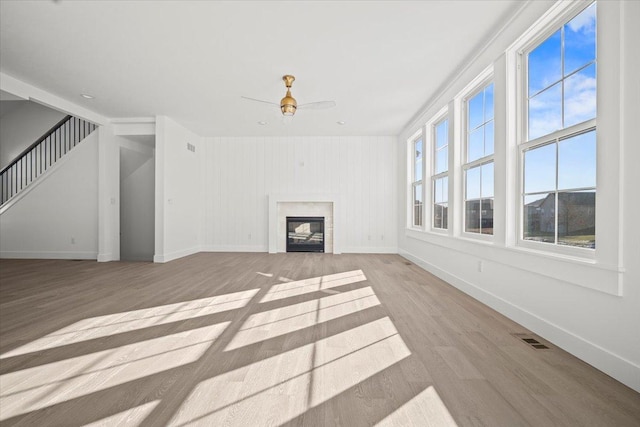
512;333;550;350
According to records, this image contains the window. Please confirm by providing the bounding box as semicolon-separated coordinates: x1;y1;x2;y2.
432;118;448;230
521;2;596;249
411;136;424;228
464;82;494;235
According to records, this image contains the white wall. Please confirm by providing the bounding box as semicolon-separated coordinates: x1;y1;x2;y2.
0;100;67;170
0;132;98;258
154;116;204;262
97;125;121;262
396;0;640;392
204;136;397;253
120;142;154;261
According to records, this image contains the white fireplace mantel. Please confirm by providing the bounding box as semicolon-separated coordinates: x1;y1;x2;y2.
268;194;342;254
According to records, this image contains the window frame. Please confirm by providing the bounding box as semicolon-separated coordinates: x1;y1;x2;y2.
515;1;598;259
427;108;449;233
461;77;496;240
402;0;622;296
408;130;425;230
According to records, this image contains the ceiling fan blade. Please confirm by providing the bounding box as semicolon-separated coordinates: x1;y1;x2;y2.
241;96;279;106
297;100;336;110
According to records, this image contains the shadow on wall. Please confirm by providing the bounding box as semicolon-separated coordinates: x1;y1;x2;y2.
0;99;67;171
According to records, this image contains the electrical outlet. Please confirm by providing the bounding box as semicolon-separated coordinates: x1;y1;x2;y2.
248;233;252;240
71;237;76;244
478;260;483;272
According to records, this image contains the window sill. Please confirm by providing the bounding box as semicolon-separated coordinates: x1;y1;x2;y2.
404;228;623;296
430;228;449;236
515;239;596;262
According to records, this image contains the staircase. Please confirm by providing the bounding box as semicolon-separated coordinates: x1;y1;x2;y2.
0;115;97;206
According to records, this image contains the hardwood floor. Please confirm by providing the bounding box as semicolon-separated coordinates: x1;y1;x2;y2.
0;253;638;426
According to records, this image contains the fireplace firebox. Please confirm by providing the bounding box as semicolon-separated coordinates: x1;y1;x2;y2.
286;217;325;252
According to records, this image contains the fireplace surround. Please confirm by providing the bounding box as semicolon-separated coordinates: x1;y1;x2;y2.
268;194;340;254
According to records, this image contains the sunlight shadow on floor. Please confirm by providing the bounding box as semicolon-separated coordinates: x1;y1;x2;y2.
169;317;411;426
225;286;380;351
375;386;458;427
0;289;258;359
260;270;367;302
82;400;160;427
0;323;230;421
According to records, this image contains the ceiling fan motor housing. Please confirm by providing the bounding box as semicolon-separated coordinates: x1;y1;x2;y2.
281;75;297;115
281;89;297;115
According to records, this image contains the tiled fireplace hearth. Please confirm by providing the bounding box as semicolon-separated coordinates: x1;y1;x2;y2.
268;194;341;254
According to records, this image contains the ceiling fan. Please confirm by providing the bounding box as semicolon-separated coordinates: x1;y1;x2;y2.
242;75;336;117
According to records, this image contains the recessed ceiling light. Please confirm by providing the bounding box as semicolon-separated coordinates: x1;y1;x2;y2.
258;121;268;125
80;94;94;99
337;121;346;125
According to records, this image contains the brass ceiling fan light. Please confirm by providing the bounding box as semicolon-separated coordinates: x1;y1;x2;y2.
280;75;297;116
241;75;336;117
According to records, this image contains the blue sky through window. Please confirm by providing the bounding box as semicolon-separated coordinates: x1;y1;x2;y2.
524;129;596;203
467;83;495;162
527;3;596;141
524;2;597;222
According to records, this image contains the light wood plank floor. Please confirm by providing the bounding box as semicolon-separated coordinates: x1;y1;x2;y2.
0;253;638;426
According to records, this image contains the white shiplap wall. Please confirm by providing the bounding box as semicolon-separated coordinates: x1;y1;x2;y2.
203;136;397;253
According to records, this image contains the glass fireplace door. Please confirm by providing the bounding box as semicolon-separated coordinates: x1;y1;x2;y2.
286;217;325;252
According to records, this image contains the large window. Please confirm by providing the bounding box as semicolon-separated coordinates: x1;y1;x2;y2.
432;118;448;230
464;82;494;235
411;136;423;228
522;2;596;249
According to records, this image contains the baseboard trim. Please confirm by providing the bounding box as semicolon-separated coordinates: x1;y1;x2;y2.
120;255;153;262
398;248;640;393
0;251;97;260
200;245;399;254
97;252;114;262
202;245;267;253
153;246;201;263
340;246;398;254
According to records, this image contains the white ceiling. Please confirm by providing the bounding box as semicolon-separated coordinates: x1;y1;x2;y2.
0;1;521;137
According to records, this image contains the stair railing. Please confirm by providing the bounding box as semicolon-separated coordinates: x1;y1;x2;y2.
0;115;97;206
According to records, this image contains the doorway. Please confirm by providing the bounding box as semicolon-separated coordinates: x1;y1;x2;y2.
119;138;155;261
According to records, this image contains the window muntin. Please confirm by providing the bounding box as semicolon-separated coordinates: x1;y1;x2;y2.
432;118;448;230
523;130;596;248
412;183;423;228
411;137;424;228
465;162;494;235
433;176;448;230
467;83;494;162
464;81;494;235
522;2;596;251
434;120;448;174
527;3;597;141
